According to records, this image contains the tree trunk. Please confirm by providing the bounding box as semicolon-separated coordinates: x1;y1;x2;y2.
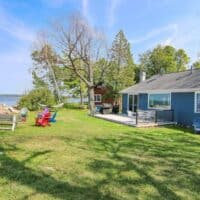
80;84;83;105
88;86;95;115
87;62;95;115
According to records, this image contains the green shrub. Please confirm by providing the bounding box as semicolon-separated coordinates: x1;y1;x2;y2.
63;103;86;110
18;88;55;111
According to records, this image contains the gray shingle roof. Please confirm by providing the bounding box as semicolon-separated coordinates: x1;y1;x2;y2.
121;68;200;94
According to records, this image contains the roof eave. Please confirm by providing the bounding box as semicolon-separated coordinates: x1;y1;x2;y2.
120;88;200;94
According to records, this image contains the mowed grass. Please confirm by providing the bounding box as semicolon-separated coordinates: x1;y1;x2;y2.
0;109;200;200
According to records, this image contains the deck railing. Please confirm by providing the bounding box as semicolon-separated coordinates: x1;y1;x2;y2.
155;110;174;123
136;109;174;125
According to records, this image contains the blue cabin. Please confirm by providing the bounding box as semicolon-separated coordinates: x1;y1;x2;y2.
120;69;200;126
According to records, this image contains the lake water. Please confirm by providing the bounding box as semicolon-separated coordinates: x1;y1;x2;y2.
0;95;21;106
0;95;87;106
67;97;88;103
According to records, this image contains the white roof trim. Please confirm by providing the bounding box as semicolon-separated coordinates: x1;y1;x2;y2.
120;88;200;94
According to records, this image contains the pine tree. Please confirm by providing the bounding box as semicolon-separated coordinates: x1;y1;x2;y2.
107;30;135;100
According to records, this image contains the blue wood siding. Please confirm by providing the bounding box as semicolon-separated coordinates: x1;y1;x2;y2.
122;94;128;114
122;92;200;126
171;92;200;126
138;92;200;126
138;93;148;110
122;93;147;113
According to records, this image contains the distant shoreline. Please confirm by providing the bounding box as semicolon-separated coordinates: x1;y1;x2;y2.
0;94;22;97
0;95;21;106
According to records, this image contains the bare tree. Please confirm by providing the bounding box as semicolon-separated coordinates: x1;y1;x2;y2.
47;14;107;115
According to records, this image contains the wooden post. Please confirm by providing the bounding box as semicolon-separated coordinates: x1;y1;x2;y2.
136;111;138;125
155;110;157;123
12;115;16;132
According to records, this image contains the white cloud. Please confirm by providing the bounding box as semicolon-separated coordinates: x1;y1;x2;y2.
0;6;34;93
0;7;35;42
107;0;121;27
0;47;32;94
130;24;178;45
130;16;200;63
82;0;89;18
0;48;31;65
81;0;94;24
170;18;200;62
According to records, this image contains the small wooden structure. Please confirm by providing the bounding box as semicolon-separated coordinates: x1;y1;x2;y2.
94;83;114;106
0;114;17;131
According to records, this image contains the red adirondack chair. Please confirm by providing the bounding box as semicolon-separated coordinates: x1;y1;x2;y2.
35;112;51;127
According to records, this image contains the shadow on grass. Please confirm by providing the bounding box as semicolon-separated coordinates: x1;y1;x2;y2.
22;150;53;164
0;125;200;199
0;146;118;200
87;131;200;199
163;125;197;135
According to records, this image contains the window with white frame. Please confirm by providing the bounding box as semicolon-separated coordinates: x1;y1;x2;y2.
94;94;102;102
195;92;200;113
148;93;171;109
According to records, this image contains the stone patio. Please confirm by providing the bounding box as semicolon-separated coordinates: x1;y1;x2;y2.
94;114;136;126
94;113;177;127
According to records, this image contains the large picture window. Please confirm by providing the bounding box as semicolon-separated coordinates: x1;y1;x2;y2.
148;93;171;109
195;93;200;113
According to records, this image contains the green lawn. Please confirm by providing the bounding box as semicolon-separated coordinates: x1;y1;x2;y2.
0;109;200;200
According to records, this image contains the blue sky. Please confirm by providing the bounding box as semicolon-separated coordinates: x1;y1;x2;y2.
0;0;200;94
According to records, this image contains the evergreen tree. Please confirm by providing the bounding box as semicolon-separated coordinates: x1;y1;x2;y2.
32;71;48;89
107;30;135;100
